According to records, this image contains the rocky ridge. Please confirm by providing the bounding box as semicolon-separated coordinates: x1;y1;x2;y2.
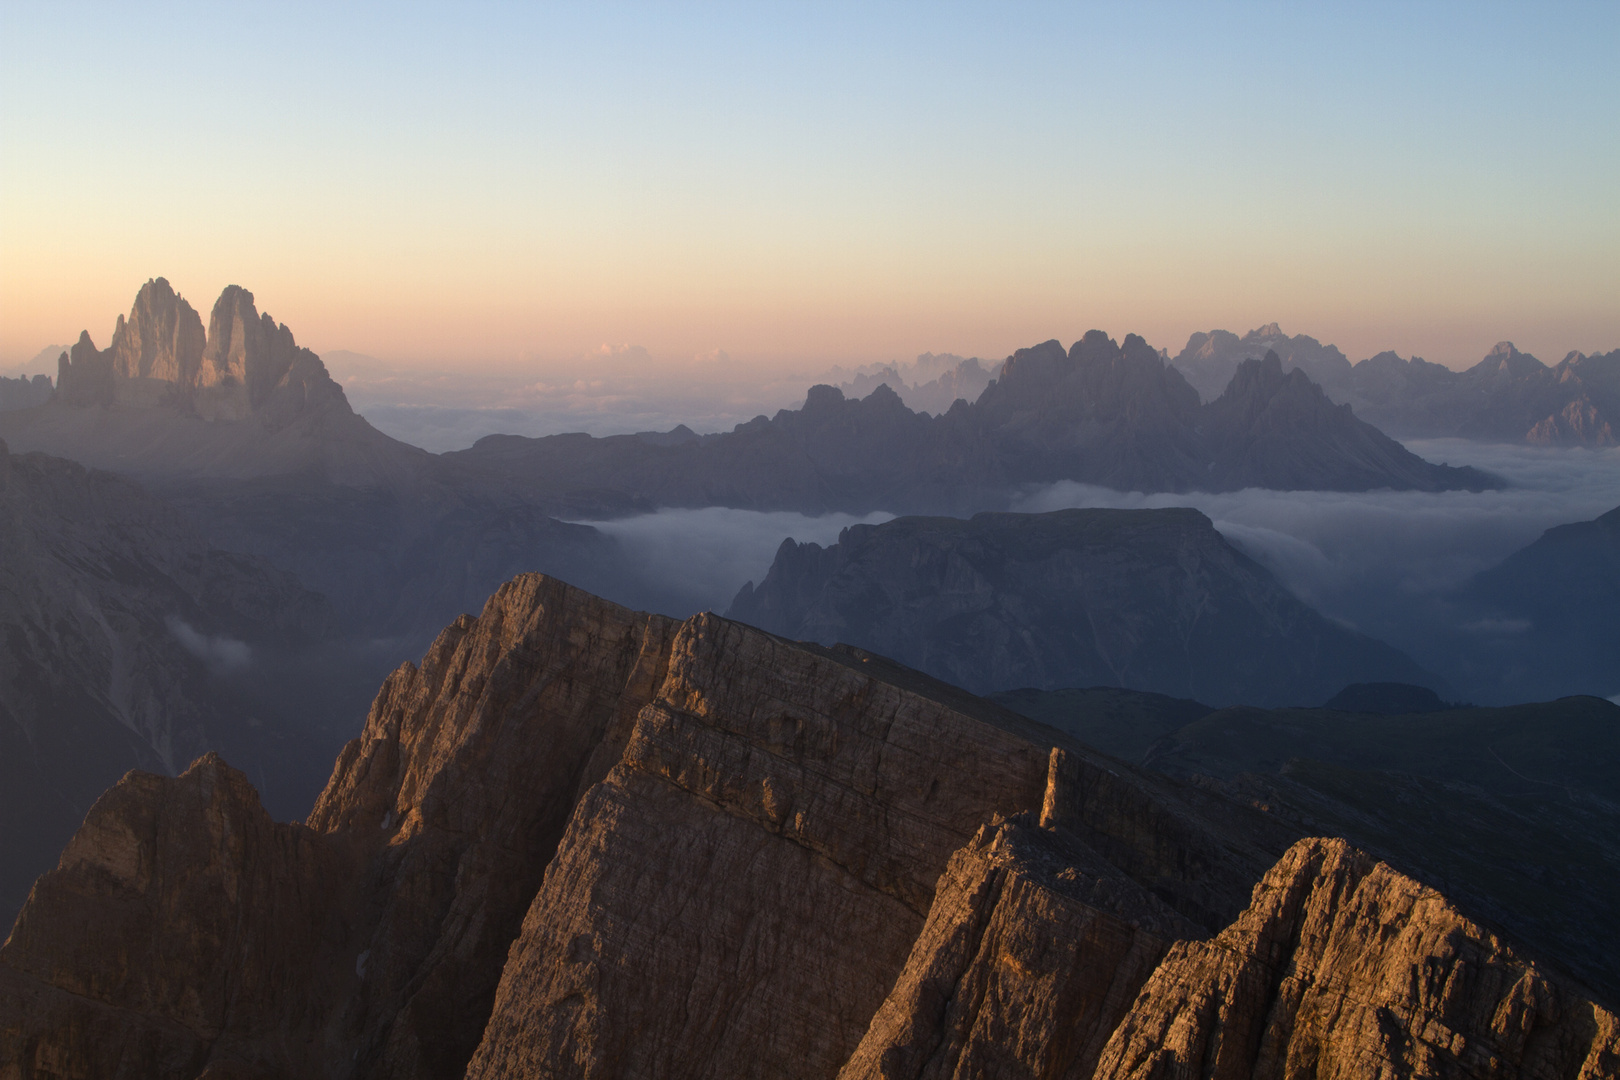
5;278;425;486
3;575;1613;1078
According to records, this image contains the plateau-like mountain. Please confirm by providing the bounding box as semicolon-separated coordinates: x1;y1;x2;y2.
727;507;1440;705
449;331;1496;517
998;685;1620;1002
0;439;375;925
1173;323;1620;444
2;575;1613;1078
0;279;636;644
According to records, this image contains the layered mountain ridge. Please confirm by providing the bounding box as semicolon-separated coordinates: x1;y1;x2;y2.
451;332;1497;517
3;575;1613;1078
1173;323;1620;445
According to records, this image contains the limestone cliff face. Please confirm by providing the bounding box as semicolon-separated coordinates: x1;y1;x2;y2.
49;278;345;426
2;576;1614;1079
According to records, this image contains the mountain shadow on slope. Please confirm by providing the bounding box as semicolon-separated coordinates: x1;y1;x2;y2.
727;506;1442;706
996;685;1620;1004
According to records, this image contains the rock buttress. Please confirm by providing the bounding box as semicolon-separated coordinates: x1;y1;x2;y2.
463;614;1055;1080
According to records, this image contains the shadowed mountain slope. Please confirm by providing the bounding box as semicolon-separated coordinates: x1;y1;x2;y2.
0;439;373;926
996;685;1620;1005
1444;504;1620;703
727;507;1440;706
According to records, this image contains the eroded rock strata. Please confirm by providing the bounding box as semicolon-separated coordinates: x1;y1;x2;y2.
3;577;1613;1079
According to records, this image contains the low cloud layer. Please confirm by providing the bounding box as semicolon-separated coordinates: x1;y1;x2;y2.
167;617;253;673
574;441;1616;701
1013;439;1620;659
581;508;894;617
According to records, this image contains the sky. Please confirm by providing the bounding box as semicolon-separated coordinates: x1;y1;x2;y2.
3;2;1617;377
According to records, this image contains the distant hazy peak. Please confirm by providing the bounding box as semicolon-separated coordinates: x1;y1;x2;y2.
1471;340;1546;378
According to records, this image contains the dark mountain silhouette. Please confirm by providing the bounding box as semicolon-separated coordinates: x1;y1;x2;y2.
449;333;1497;517
998;685;1620;1002
727;507;1442;706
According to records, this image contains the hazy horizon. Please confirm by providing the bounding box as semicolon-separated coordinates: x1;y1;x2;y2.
4;4;1617;375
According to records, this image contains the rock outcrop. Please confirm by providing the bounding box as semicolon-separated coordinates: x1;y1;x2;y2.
727;506;1440;706
2;280;639;646
4;574;1611;1079
1092;837;1619;1080
5;278;425;487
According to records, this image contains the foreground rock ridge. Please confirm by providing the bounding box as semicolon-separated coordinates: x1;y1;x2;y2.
2;577;1614;1079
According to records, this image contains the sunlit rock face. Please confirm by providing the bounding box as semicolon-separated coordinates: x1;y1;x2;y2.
4;574;1614;1079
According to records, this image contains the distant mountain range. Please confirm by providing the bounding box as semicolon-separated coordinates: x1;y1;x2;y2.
450;332;1498;516
727;506;1440;706
1173;323;1619;445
